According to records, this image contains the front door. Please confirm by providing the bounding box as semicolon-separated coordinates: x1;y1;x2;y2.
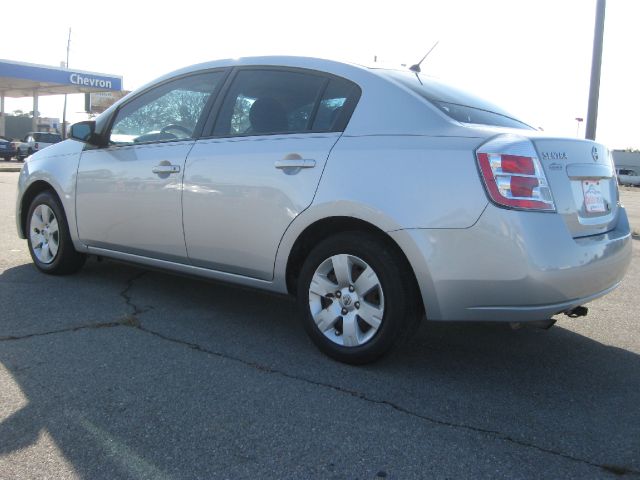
76;71;226;262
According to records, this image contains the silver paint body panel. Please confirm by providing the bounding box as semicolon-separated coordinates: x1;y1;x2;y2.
388;204;631;321
183;133;340;280
76;141;192;263
16;56;632;323
16;140;86;249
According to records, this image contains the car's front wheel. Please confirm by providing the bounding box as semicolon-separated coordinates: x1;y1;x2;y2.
27;191;86;275
297;232;420;364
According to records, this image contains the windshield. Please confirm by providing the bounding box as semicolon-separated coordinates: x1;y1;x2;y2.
383;70;534;130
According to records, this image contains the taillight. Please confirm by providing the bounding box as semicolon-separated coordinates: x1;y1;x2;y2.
476;135;555;211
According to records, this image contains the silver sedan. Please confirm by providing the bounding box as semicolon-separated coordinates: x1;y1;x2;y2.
15;56;632;363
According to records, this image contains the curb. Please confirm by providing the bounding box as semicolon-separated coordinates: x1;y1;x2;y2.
0;162;23;173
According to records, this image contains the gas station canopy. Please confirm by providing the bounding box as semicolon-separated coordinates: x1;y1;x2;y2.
0;59;123;137
0;59;123;97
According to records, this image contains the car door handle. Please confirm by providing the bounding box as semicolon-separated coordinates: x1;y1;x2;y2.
274;159;316;169
152;164;181;174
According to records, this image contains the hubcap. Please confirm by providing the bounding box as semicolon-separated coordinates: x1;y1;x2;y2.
29;204;59;264
308;254;385;347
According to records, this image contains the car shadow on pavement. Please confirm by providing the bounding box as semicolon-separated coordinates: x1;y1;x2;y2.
1;260;639;478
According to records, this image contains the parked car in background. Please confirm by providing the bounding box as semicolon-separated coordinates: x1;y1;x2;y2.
0;136;18;161
616;167;640;186
16;132;62;160
15;56;632;364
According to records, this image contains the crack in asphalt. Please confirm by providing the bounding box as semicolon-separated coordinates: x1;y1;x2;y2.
120;271;152;317
0;317;139;341
0;272;149;342
132;324;640;478
2;271;638;477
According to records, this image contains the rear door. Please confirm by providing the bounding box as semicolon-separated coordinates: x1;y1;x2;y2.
182;68;360;280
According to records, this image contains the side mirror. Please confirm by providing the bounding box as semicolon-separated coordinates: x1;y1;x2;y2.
70;121;95;142
69;121;107;147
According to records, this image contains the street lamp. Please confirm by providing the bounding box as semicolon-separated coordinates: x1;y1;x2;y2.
575;117;584;137
586;0;606;140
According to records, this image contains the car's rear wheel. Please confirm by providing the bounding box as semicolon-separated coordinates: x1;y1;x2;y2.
297;232;420;364
27;191;86;275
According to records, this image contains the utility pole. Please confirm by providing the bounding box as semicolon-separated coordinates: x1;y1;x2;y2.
585;0;606;140
62;28;71;139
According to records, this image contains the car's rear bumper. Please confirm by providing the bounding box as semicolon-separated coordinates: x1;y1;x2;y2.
390;205;632;322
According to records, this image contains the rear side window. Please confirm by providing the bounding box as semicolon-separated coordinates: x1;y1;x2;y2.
213;69;361;137
42;133;61;143
214;69;326;136
384;70;534;130
312;78;361;131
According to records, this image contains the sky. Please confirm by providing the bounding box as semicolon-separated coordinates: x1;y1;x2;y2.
1;0;638;149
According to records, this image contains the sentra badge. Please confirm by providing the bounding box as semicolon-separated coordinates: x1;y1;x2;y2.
541;152;568;160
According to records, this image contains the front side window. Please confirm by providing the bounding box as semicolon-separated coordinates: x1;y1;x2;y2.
109;71;224;145
214;69;326;136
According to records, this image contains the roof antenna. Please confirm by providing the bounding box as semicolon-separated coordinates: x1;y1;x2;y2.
409;40;439;73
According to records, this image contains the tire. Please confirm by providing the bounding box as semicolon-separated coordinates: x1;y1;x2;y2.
26;191;86;275
297;231;420;364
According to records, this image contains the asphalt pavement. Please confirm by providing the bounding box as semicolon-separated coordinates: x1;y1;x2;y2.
1;171;639;479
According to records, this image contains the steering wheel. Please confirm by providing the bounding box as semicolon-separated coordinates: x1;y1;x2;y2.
160;124;191;137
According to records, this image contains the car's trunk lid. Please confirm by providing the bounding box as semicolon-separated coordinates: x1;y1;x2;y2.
532;138;618;238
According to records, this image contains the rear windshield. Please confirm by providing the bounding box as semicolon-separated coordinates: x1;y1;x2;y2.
33;133;62;143
383;70;534;130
